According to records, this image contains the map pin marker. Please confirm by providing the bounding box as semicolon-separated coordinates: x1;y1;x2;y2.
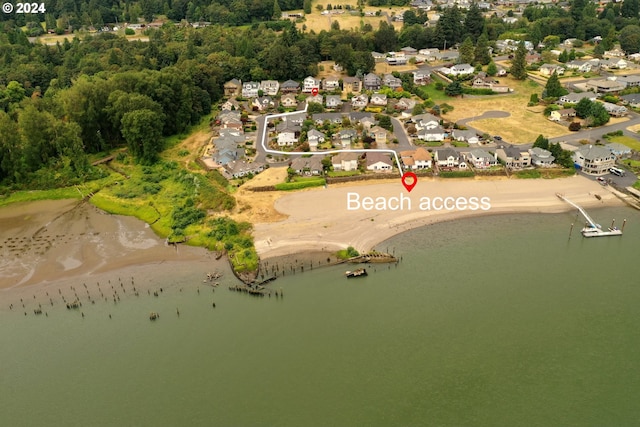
311;87;319;96
401;172;417;193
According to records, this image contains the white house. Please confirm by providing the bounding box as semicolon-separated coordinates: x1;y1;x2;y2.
572;145;615;175
417;125;446;141
325;95;342;109
302;76;321;93
259;80;280;96
529;147;555;167
241;81;260;98
351;94;369;109
277;131;298;146
366;152;394;172
451;129;479;144
434;148;460;168
466;148;496;169
332;152;359;171
370;93;388;106
307;129;326;151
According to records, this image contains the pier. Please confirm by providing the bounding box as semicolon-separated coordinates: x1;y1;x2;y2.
557;193;624;237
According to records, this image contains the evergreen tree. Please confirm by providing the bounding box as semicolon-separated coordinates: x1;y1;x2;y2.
459;37;475;64
273;0;282;20
510;41;528;80
445;81;463;97
464;2;485;42
435;6;464;49
533;134;549;150
474;33;491;65
619;25;640;54
621;0;639;18
303;0;312;14
575;97;592;118
486;62;498;76
558;50;569;63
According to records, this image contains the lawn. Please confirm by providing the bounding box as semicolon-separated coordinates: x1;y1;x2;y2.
441;77;570;144
606;134;640;151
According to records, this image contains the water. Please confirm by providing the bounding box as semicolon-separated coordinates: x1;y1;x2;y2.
2;207;640;426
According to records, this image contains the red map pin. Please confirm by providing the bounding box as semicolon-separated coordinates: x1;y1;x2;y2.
401;172;417;192
311;87;319;96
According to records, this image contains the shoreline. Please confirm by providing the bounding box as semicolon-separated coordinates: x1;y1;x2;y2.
253;175;625;260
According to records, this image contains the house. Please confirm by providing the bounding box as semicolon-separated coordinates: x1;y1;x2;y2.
306;94;323;104
224;79;242;97
529;147;555;167
307;129;326;151
366;152;394;172
400;148;432;170
242;81;260;98
386;53;407;65
604;48;626;57
413;113;440;130
417;125;446;141
343;77;362;93
614;75;640;88
369;126;388;144
363;73;382;91
371;51;387;62
370;93;388;106
332;152;360;171
325;95;342;109
606;142;632;158
383;74;403;89
290;156;324;176
351;94;369;109
549;108;576;121
585;79;625;93
600;58;628;70
303;76;321;93
434;148;460;168
395;98;417;112
539;64;565;76
312;112;343;125
322;76;341;91
221;98;241;111
280;93;298;108
412;68;431;85
471;72;511;93
526;53;542;65
451;129;479;144
223;160;265;179
601;102;628;117
451;63;474;76
620;93;640;108
252;96;274;112
466;148;497;169
558;92;598;104
572;145;615;175
566;60;593;73
495;146;531;169
281;79;300;94
276;121;300;146
337;129;357;148
259;80;280;96
358;115;377;130
400;46;417;56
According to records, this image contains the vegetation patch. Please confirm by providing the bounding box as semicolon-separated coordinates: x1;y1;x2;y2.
439;170;475;178
275;177;326;190
336;246;360;260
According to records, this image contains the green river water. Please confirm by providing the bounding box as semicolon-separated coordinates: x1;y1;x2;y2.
1;206;640;426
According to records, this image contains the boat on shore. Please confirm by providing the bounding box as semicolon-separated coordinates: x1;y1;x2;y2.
345;268;367;278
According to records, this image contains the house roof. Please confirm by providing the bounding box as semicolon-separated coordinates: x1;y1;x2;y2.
435;147;459;160
576;145;613;161
332;152;360;163
282;79;300;88
606;142;631;153
291;156;323;171
225;78;241;86
413;147;432;161
621;93;640;104
469;148;494;159
307;128;326;139
366;152;393;166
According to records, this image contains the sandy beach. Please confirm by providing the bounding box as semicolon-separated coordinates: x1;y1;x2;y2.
253;175;625;259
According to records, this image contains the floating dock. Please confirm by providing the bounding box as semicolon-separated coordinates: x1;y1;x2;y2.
557;193;624;237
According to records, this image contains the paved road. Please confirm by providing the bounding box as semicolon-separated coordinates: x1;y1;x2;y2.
391;117;412;151
549;110;640;145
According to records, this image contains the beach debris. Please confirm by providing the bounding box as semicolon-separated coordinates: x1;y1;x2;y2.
149;312;159;321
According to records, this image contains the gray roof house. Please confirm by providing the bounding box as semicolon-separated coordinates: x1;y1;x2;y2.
529;147;555;167
572;145;615;175
606;142;632;158
495;146;531;169
363;73;382;91
621;93;640;108
434;148;460;167
291;156;324;175
466;148;497;169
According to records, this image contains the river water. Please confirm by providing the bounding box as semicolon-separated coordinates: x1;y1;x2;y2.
1;206;639;426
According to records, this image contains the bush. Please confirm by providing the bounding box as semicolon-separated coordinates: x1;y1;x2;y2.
274;179;326;191
439;170;474;178
569;122;581;131
125;28;135;35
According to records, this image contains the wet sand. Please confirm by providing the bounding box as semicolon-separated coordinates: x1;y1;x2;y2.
0;199;221;295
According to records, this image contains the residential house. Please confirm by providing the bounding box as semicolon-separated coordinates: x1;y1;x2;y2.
337;129;357;148
526;52;542;65
412;113;440;130
351;94;369;109
220;117;243;131
471;72;511;93
572;145;615;175
549;108;576;121
281;79;300;94
259;80;280;96
606;142;632;158
412;68;431;85
306;94;323;104
357;115;377;130
601;101;628;117
322;76;341;91
332;152;360;171
241;81;260;98
312;112;343;125
417;125;446;141
585;79;625;93
383;74;403;89
614;75;640;88
386;53;407;65
290;156;324;176
223;160;265;179
224;79;242;97
343;77;362;93
496;146;531;169
434;148;461;168
440;63;474;76
371;51;387;62
252;96;274;112
529;147;555;167
276;121;300;147
280;93;298;108
558;92;598;104
401;148;432;170
306;129;326;151
395;98;417;112
400;46;417;57
366;152;394;172
604;48;626;57
369;126;388;144
370;93;388;106
363;73;382;91
466;148;497;169
451;129;480;144
539;64;565;76
325;95;342;109
620;93;640;108
221;98;241;111
303;76;321;93
566;60;593;73
600;58;628;70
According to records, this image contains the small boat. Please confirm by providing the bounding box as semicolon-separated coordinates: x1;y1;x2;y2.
581;225;623;237
345;268;367;278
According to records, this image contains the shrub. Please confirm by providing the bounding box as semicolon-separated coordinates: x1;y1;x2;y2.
569;122;581;131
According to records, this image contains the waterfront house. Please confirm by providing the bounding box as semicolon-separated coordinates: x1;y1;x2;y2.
291;156;324;176
366;152;394;172
529;147;555;167
606;142;632;158
465;148;496;169
434;148;460;168
332;152;360;171
495;145;531;169
572;145;615;174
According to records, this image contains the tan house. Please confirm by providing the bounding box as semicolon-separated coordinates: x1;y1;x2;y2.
369;126;388;144
549;108;576;121
224;79;242;97
343;77;362;93
332;152;360;171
